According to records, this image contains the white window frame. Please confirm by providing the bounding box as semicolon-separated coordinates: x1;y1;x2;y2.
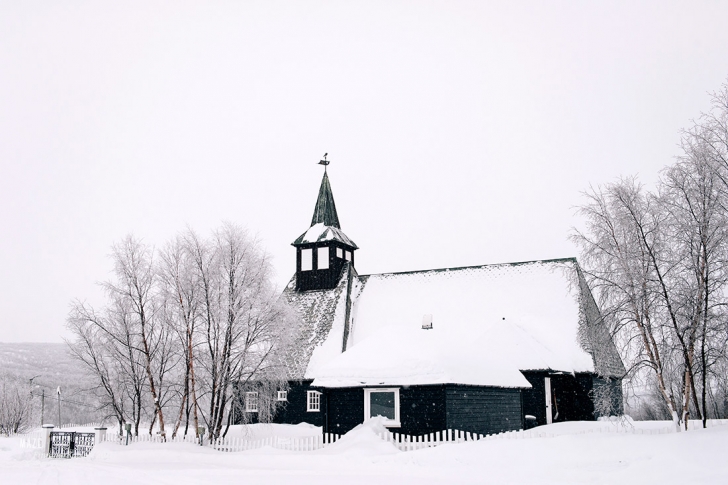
301;248;313;271
245;392;259;413
345;250;351;261
336;247;343;259
307;390;321;412
364;388;400;427
277;390;288;402
317;246;329;269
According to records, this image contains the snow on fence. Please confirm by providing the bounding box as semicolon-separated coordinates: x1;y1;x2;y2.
56;422;106;429
100;430;343;452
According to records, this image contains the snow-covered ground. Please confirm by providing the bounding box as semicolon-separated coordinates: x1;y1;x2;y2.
2;419;727;485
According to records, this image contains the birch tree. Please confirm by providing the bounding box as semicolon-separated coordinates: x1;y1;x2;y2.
660;139;728;427
158;234;202;439
573;179;684;428
68;225;297;440
194;223;294;439
105;236;169;440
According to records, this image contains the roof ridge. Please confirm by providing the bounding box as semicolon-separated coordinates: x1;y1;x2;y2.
358;257;577;278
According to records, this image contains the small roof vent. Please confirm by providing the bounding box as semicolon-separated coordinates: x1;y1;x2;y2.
422;314;433;330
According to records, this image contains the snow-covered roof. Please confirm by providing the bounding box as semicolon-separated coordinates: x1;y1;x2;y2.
292;223;358;248
291;171;358;249
285;259;624;388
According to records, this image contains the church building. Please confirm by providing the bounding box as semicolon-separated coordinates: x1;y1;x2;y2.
258;164;624;437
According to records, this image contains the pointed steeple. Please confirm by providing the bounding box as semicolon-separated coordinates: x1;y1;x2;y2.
292;160;358;292
292;167;357;249
311;172;340;228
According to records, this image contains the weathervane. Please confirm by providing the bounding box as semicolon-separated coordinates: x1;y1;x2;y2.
318;153;329;172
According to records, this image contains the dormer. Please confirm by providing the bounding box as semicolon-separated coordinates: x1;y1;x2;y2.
292;169;358;292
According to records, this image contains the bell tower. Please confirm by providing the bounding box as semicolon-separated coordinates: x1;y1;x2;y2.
292;155;358;292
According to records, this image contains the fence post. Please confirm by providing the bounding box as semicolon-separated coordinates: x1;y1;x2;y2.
94;427;107;448
42;424;54;456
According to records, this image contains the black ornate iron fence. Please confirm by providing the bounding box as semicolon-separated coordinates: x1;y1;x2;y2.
49;431;95;458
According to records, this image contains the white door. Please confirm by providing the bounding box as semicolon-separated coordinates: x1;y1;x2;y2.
545;377;553;424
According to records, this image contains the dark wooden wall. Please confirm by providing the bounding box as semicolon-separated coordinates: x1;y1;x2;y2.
445;385;523;435
398;386;448;435
323;386;449;435
324;387;364;434
521;371;607;426
271;380;326;428
521;371;548;425
271;383;523;437
242;375;622;434
296;243;354;291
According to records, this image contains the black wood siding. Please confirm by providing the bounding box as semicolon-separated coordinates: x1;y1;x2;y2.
521;371;617;426
251;376;620;434
445;385;523;435
323;387;364;434
398;385;448;436
521;371;549;425
296;243;355;292
274;384;523;436
324;385;450;435
270;380;325;428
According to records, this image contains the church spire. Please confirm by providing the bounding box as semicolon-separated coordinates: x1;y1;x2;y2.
292;155;358;292
311;171;341;229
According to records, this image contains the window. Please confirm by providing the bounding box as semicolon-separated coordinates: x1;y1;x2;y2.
336;247;343;259
364;388;400;427
317;247;329;269
301;249;312;271
277;391;288;402
307;390;321;412
345;250;351;261
245;392;259;413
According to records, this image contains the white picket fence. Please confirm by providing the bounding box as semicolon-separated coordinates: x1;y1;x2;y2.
56;422;106;429
100;430;343;452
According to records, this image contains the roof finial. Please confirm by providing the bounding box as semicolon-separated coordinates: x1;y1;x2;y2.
318;153;329;172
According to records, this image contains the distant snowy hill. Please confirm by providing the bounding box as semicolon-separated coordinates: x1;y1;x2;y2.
0;342;87;385
0;342;99;423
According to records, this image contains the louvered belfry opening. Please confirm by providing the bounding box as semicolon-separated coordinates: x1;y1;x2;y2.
292;171;358;292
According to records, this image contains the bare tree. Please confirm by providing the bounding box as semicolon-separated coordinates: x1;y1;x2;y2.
660;137;728;428
104;236;169;440
67;225;297;441
573;179;684;429
573;79;728;430
194;223;294;439
67;309;129;431
0;374;35;435
158;234;202;439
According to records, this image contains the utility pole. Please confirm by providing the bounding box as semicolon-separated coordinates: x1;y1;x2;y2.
28;375;42;426
41;389;45;426
57;387;61;428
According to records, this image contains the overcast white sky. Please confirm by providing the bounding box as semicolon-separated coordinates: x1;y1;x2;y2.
2;1;728;342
